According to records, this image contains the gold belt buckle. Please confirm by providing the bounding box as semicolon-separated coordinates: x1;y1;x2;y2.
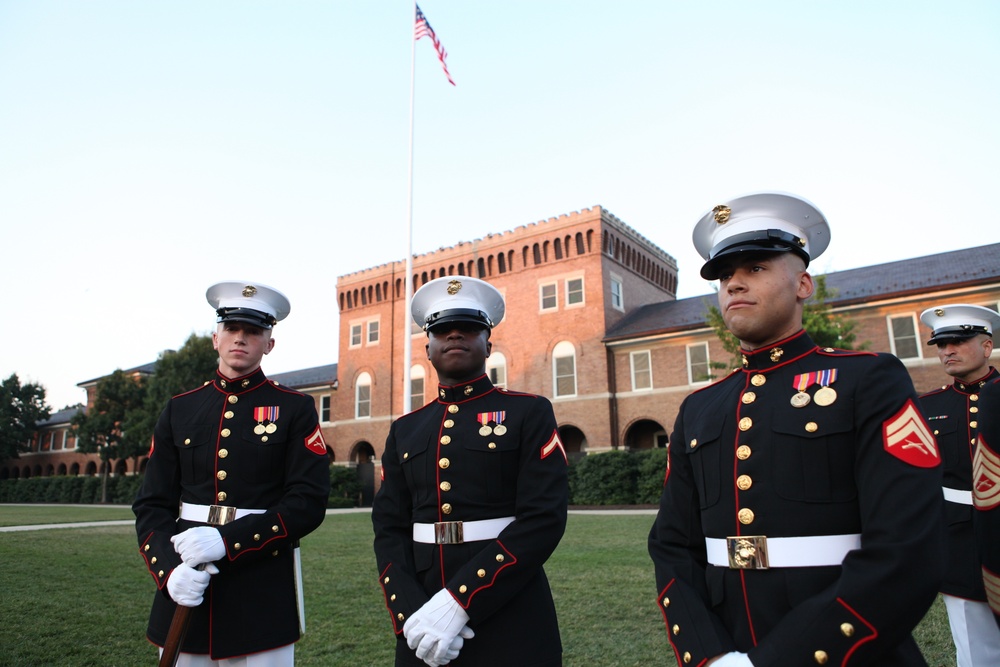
727;535;769;569
434;521;464;544
207;505;236;526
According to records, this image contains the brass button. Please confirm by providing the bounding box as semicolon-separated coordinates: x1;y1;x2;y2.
459;585;467;593
971;406;979;414
448;404;459;414
144;545;150;552
442;503;453;514
738;508;755;524
683;652;692;664
254;534;261;541
690;438;698;448
228;395;238;404
477;569;487;578
158;570;164;578
751;374;766;386
971;420;979;429
672;624;680;635
184;438;191;445
397;613;404;621
662;597;670;608
272;550;278;556
440;435;452;445
221;428;231;438
737;475;752;491
444;419;455;428
217;470;227;481
840;623;854;637
488;443;497;450
742;392;756;404
384;577;390;584
233;543;241;550
971;394;979;402
151;557;157;564
403;452;409;460
217;492;227;502
224;411;234;419
439;458;450;469
496;554;504;562
390;594;396;601
805;422;818;433
440;481;452;492
814;650;829;664
737;445;751;460
739;417;753;431
272;525;279;532
261;436;268;442
219;449;228;458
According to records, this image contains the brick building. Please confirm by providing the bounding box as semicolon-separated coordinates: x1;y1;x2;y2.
4;203;999;503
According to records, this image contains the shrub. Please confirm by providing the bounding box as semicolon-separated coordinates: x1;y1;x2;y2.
635;448;668;505
329;466;362;508
570;450;638;505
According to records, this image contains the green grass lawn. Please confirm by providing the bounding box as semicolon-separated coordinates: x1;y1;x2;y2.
0;509;955;666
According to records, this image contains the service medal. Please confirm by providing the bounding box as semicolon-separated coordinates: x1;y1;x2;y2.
814;386;837;406
479;425;493;436
254;424;266;435
494;424;507;436
790;392;811;408
265;422;277;434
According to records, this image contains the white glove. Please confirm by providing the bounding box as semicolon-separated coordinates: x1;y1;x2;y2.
431;625;475;666
709;652;753;667
166;562;219;607
171;526;226;566
403;588;472;665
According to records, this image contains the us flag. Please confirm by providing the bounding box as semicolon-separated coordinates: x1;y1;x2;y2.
414;4;455;86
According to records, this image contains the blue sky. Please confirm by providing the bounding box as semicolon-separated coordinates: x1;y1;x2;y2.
2;1;999;410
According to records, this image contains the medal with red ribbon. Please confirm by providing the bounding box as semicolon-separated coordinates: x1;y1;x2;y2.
253;406;280;435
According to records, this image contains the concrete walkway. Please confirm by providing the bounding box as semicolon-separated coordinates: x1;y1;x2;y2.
0;505;656;532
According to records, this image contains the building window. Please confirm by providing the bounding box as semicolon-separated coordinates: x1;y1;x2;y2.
540;283;557;311
356;372;372;419
320;395;331;423
487;351;507;389
350;324;363;348
889;314;921;360
553;341;577;398
630;350;652;391
687;342;711;384
367;320;380;344
566;277;584;306
410;365;425;411
610;276;624;311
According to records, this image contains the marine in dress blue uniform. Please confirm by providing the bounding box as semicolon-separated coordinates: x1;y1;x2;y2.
919;304;1000;666
973;375;1000;630
372;277;568;667
648;193;946;667
132;282;331;665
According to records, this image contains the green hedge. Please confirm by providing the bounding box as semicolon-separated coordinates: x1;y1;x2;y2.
569;449;667;506
329;466;362;508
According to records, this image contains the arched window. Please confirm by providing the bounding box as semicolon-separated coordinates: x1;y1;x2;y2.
486;351;507;389
552;341;577;398
356;372;372;419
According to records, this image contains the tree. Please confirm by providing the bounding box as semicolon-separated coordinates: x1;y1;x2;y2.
72;369;146;503
704;275;865;378
0;373;51;461
125;333;218;471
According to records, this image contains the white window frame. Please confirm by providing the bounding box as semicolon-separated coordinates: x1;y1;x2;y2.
355;372;372;419
487;351;508;389
887;314;922;360
552;341;577;398
349;323;363;348
686;342;711;385
565;277;585;308
610;275;624;311
540;282;558;311
409;365;426;411
320;395;331;423
630;350;652;391
367;319;380;345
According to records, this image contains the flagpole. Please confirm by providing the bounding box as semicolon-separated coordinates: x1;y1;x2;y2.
403;0;418;415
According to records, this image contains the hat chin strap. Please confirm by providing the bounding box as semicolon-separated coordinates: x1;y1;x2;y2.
710;228;807;259
216;307;277;327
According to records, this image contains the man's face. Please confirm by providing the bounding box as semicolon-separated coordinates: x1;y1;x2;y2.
426;322;492;385
716;252;814;350
213;321;274;378
934;334;993;383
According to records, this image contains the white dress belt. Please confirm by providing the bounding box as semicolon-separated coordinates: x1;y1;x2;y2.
180;502;266;525
706;533;862;569
413;517;515;544
943;487;973;505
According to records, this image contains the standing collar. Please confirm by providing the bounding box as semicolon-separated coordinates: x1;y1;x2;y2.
214;367;268;393
740;330;817;372
436;374;495;403
952;366;1000;394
